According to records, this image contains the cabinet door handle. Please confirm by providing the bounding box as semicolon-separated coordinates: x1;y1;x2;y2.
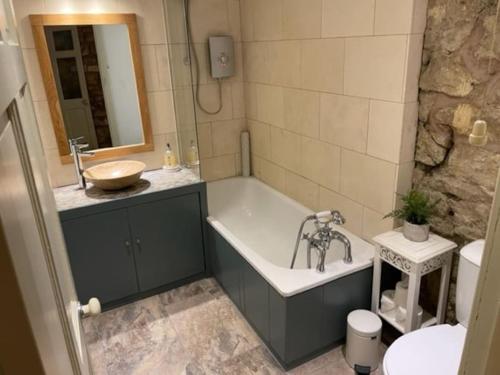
136;238;142;252
125;240;132;255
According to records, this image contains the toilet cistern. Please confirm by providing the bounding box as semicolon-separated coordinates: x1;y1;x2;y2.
290;210;352;272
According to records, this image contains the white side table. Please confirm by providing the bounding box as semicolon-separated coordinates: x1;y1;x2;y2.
371;229;457;333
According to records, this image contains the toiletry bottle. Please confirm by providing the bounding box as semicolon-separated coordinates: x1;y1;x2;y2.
163;143;178;169
187;140;199;166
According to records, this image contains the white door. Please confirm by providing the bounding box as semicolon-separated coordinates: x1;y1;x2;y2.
45;26;98;149
0;2;94;373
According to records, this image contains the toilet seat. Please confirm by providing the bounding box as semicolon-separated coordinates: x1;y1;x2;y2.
383;324;466;375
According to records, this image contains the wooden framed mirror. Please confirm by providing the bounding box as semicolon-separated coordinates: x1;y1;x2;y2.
30;13;153;163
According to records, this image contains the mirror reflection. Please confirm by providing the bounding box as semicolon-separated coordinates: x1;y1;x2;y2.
44;24;143;150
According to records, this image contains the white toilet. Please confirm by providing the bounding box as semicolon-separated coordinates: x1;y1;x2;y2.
383;240;485;375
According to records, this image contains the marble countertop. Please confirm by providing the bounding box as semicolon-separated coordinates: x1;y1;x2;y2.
53;167;202;212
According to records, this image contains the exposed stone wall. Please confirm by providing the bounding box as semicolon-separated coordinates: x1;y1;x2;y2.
415;0;500;321
77;26;112;149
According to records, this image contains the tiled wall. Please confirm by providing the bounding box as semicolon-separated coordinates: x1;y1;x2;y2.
241;0;427;241
164;0;246;182
13;0;178;187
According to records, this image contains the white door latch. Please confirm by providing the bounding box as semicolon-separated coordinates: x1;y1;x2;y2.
78;297;101;318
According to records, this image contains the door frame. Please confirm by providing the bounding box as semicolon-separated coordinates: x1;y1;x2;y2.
459;169;500;374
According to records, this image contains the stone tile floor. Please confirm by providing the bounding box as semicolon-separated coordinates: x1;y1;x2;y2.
83;278;386;374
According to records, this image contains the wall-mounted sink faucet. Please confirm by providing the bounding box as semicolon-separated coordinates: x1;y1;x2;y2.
290;210;352;272
69;137;95;189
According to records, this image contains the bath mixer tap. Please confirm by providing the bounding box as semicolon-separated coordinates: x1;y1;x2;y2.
290;210;352;272
69;137;95;189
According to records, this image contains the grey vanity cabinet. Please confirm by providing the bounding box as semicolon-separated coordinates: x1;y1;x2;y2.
129;194;205;291
61;209;139;305
60;183;208;309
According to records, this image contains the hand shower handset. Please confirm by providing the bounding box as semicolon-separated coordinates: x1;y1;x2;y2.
290;210;352;272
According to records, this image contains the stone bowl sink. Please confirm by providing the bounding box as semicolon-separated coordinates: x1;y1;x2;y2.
83;160;146;191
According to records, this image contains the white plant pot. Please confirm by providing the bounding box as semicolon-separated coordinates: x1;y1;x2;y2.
403;221;430;242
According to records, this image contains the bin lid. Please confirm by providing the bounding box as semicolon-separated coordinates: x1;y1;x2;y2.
347;309;382;337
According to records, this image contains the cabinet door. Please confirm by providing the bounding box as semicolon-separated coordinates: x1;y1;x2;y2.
129;193;205;292
62;209;138;305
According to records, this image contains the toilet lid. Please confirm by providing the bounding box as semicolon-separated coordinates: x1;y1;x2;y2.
383;324;466;375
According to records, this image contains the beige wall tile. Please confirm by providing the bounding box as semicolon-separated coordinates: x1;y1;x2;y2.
395;161;414;195
402;34;424;103
33;100;57;151
212;119;244;156
232;43;244;82
248;120;271;159
300;137;341;192
400;102;418;163
362;207;395;242
361;155;397;214
301;39;344;94
322;0;375;37
319;187;363;236
253;0;282;41
320;93;369;153
187;0;230;43
260;159;286;192
196;122;213;159
243;42;270;83
244;83;258;120
270;127;300;172
269;40;301;87
367;100;405;163
282;0;322;40
163;0;187;44
231;82;246;119
283;88;320;138
142;45;160;92
285;171;319;210
374;0;415;35
412;0;429;34
148;91;176;135
252;154;262;178
256;84;284;127
155;44;172;91
169;44;192;88
12;0;43;49
240;0;254;41
22;49;46;102
227;0;242;42
340;149;365;203
122;0;166;45
340;150;397;213
201;154;236;181
345;36;408;101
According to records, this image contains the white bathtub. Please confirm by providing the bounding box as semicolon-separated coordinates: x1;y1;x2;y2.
207;177;374;297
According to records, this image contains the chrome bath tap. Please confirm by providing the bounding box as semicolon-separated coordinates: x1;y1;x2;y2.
290;210;352;272
69;137;95;189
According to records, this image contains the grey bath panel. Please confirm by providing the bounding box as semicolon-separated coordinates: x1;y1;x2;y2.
128;193;205;292
284;287;325;364
210;230;244;310
207;225;373;370
322;267;373;346
242;261;270;342
62;208;139;305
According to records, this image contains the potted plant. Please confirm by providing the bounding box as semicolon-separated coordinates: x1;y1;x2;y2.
384;190;438;242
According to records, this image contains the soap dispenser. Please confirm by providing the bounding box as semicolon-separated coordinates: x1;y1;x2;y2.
163;143;180;172
186;140;200;167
